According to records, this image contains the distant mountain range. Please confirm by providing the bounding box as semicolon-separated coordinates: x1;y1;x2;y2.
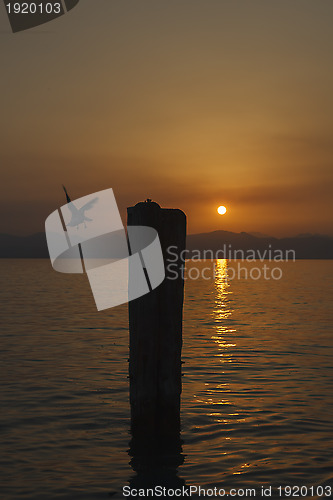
0;231;332;259
186;231;333;259
0;233;48;258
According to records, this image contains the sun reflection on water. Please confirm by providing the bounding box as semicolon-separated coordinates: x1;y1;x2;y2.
191;260;239;422
188;260;244;446
212;260;236;358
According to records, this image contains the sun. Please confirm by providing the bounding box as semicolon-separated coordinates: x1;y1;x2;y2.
217;205;227;215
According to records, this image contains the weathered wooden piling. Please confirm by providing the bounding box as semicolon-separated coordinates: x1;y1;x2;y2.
127;200;186;442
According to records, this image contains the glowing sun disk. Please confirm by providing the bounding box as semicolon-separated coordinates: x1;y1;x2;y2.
217;205;227;215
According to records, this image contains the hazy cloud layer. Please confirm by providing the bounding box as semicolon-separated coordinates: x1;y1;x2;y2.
1;0;332;236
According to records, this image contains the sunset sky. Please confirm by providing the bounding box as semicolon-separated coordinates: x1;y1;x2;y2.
1;0;332;236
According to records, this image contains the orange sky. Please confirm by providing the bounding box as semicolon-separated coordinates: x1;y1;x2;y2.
1;0;332;236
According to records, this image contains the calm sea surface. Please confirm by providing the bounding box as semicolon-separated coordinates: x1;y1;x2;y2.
0;260;332;499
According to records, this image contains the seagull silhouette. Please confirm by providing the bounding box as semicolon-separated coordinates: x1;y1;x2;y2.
62;185;98;229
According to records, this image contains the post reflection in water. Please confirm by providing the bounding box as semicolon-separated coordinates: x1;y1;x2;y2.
128;435;185;493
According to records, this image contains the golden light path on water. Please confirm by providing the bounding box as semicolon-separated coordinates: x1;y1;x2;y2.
191;259;251;477
194;259;236;413
212;259;236;356
211;260;250;475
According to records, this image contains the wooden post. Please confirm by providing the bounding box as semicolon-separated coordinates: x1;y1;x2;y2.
127;200;186;444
